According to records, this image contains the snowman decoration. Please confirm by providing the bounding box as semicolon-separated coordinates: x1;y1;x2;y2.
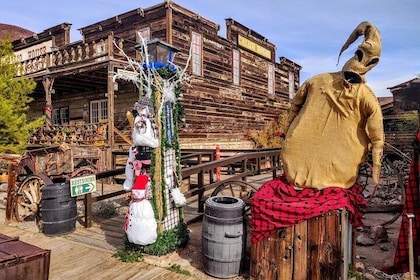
124;171;157;245
123;99;158;245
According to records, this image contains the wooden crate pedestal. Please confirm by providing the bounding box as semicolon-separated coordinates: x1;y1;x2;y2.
250;209;354;280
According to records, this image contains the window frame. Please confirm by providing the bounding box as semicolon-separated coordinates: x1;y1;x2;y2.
90;99;108;124
191;31;202;76
288;71;295;99
138;27;151;42
52;107;69;125
233;49;241;85
268;63;275;94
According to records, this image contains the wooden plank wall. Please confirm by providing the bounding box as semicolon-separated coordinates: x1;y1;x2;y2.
22;3;300;150
170;4;296;147
78;3;299;147
12;23;71;51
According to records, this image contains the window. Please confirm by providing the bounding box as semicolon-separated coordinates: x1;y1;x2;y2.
138;27;151;42
90;99;108;123
52;107;69;125
191;32;202;76
268;63;275;94
97;40;106;54
289;71;295;99
233;49;240;85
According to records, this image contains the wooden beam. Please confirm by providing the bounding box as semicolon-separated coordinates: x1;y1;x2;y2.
42;77;54;127
166;1;173;44
5;162;17;223
107;62;115;171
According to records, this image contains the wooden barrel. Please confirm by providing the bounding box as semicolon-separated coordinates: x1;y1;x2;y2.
250;209;354;280
40;183;77;236
202;196;245;278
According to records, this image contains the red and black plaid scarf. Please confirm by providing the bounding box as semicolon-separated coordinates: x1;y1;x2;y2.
250;175;366;244
384;145;420;274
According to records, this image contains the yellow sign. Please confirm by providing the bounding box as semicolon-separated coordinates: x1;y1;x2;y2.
238;35;271;60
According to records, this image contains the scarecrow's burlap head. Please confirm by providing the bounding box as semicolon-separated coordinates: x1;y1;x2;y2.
338;21;381;83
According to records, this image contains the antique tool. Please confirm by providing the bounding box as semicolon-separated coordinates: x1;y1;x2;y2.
407;213;415;280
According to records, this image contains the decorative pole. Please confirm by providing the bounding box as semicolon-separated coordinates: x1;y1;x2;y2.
153;75;164;233
116;37;190;253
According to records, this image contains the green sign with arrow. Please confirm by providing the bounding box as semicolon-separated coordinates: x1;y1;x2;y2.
70;174;97;197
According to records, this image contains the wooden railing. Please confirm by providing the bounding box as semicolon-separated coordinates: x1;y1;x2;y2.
181;149;282;212
18;34;133;76
79;148;282;227
28;122;108;146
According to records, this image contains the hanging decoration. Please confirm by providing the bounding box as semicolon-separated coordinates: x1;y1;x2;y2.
115;35;190;251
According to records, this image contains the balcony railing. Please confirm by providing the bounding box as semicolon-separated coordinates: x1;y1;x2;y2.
19;35;132;76
28;122;108;146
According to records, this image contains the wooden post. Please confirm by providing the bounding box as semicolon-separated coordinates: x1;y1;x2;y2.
153;76;164;233
84;193;92;228
106;63;115;172
165;0;173;44
42;77;54;128
5;162;17;223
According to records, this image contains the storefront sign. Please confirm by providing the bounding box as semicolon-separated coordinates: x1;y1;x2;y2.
238;34;271;60
115;69;141;83
13;40;53;62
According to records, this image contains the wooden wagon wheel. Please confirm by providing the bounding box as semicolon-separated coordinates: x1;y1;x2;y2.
210;180;259;219
14;174;53;222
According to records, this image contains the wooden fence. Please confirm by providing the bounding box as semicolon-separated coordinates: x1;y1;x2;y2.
75;148;282;226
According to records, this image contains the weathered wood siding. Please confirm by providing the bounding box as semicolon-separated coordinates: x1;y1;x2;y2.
169;4;298;148
15;2;301;150
13;23;71;51
75;2;300;148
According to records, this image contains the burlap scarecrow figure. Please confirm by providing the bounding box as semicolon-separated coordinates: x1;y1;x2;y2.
250;21;383;244
281;21;384;190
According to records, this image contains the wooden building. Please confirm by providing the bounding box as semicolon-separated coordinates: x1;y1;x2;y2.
380;78;420;156
10;1;300;167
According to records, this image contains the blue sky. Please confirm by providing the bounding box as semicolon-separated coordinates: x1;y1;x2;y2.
1;0;419;97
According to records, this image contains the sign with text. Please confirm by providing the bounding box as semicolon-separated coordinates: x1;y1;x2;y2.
70;174;97;197
13;40;53;62
237;34;271;60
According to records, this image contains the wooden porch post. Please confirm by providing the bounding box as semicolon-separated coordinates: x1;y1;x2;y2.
42;76;54;128
5;161;17;223
107;64;115;171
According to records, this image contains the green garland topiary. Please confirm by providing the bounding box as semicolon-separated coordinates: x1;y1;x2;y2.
119;222;190;257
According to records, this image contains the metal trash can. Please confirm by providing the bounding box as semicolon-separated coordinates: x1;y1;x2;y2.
40;182;77;236
202;196;245;278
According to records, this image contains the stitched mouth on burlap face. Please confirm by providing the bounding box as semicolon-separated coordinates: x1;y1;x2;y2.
343;71;362;84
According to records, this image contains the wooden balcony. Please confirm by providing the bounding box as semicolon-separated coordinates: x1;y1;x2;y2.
18;35;133;76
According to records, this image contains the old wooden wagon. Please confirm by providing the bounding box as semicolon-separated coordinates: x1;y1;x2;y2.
1;143;104;222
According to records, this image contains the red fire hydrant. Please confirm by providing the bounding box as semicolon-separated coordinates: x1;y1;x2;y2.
215;145;221;181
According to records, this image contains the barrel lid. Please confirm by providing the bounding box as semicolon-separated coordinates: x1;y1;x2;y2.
206;196;245;209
